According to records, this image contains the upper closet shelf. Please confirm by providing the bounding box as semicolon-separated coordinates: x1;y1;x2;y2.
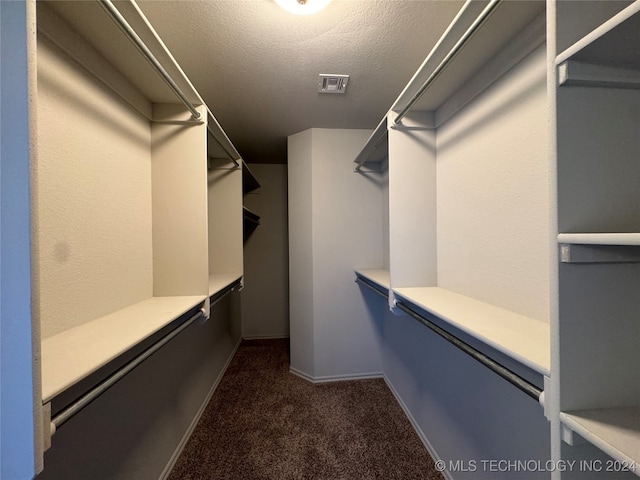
393;287;550;376
556;1;640;66
353;117;388;171
390;0;544;120
207;110;242;164
44;1;199;111
41;295;206;403
556;1;640;89
44;0;238;157
353;0;545;169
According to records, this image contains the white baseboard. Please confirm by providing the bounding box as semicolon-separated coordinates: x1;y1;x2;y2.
241;334;290;340
383;375;454;480
289;367;383;384
158;337;242;480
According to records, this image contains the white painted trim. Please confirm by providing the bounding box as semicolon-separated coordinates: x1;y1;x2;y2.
157;337;242;480
289;367;383;384
382;375;454;480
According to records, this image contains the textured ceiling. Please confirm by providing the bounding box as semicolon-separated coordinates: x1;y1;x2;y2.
137;0;464;163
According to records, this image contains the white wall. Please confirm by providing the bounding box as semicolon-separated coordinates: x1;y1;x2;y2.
436;45;550;322
288;128;385;380
287;130;315;377
241;164;289;339
35;22;153;338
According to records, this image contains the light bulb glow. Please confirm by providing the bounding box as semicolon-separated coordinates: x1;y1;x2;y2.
274;0;332;15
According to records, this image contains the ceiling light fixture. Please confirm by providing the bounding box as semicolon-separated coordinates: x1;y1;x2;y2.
274;0;332;16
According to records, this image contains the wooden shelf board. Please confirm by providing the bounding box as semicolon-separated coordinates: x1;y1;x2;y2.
41;295;206;403
208;273;242;298
560;407;640;473
393;286;550;375
558;233;640;246
355;269;391;291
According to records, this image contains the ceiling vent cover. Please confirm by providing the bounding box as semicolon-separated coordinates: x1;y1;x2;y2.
318;74;349;93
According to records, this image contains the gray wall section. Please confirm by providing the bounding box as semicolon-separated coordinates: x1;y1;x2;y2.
37;294;241;480
241;164;290;339
287;130;315;377
381;302;551;480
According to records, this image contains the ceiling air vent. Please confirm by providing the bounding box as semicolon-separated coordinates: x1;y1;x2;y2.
318;74;349;94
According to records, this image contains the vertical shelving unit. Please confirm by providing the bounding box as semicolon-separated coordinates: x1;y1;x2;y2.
355;0;551;381
30;0;243;446
554;0;640;473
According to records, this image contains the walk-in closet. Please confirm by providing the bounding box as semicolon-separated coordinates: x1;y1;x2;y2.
1;0;638;479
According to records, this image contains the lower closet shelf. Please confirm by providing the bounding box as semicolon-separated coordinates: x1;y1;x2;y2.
208;273;243;298
560;407;640;475
41;295;206;403
393;287;550;375
355;268;390;290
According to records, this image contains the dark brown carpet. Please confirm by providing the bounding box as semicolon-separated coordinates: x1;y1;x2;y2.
168;339;444;480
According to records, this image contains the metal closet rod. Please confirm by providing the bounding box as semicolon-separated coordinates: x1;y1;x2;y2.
393;0;501;125
355;275;389;300
394;301;542;401
50;308;207;435
354;277;541;401
97;0;201;121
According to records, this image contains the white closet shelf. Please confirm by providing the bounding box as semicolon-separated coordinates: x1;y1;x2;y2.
558;233;640;246
207;110;241;163
41;295;206;403
393;287;550;375
45;0;203;107
208;273;242;298
354;117;388;170
355;269;391;290
556;0;640;66
355;268;391;296
560;407;640;475
391;0;544;114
